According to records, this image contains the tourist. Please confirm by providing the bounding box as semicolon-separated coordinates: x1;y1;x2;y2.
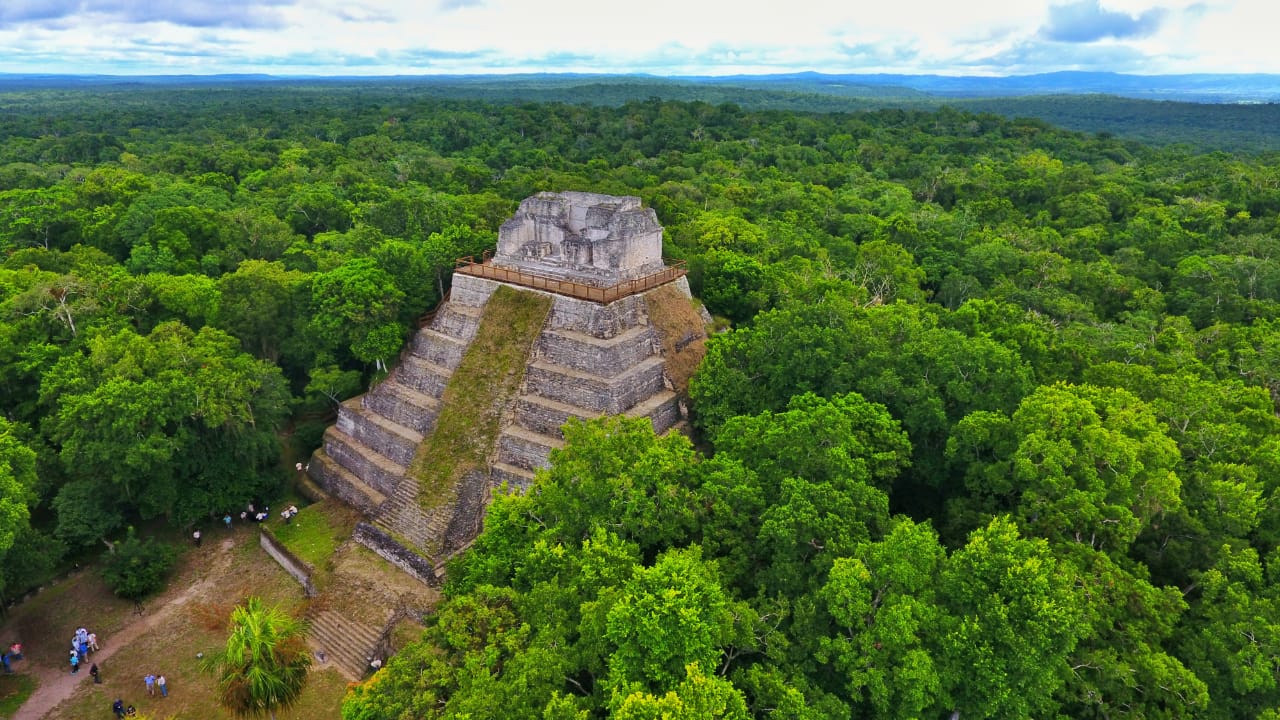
224;514;232;529
70;650;79;674
112;698;125;718
1;653;11;674
7;642;21;660
192;529;202;547
88;632;99;653
157;673;167;697
90;663;101;683
144;672;156;696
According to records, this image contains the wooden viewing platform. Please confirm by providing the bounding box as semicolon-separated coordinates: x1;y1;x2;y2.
454;254;687;304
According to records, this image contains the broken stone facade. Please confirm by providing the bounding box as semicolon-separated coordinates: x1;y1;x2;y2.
494;191;666;286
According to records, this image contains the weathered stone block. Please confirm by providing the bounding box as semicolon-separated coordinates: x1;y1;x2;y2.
410;329;467;370
496;428;560;472
362;381;440;435
491;463;535;494
353;522;438;587
323;428;404;499
448;274;501;309
536;325;657;377
393;355;449;397
307;451;385;515
625;390;683;435
431;304;484;342
336;402;421;468
515;395;595;438
524;356;667;415
547;293;646;339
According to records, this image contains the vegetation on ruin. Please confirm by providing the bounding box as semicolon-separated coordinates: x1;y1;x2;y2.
409;285;551;514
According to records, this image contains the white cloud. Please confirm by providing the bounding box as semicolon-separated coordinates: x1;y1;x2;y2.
0;0;1273;75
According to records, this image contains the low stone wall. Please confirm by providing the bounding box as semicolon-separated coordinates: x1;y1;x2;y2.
259;531;317;597
353;522;439;587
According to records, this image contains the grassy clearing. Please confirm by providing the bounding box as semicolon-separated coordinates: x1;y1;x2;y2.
263;499;358;571
0;674;36;718
412;285;551;512
644;284;709;395
35;528;347;720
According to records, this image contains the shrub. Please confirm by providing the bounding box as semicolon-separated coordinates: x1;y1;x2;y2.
100;527;178;601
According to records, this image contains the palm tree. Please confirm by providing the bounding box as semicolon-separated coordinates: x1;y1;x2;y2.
207;597;311;719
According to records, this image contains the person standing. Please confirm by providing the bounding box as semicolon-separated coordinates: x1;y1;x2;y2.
112;699;125;718
90;663;101;683
1;653;11;674
70;651;79;674
223;514;232;529
157;673;167;697
88;632;99;653
144;672;155;696
192;530;202;547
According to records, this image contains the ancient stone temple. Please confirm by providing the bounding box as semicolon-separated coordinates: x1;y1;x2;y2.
307;192;709;585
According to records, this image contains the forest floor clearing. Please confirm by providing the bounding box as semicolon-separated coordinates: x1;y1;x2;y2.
0;523;353;720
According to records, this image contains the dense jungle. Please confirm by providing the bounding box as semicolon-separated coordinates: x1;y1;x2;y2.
0;84;1278;719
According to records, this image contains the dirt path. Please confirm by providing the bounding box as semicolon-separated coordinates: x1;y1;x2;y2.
12;537;238;720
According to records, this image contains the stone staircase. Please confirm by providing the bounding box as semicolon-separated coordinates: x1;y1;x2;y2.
489;289;683;492
307;608;382;680
308;294;488;575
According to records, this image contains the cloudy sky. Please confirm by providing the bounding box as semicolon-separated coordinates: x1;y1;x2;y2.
0;0;1274;76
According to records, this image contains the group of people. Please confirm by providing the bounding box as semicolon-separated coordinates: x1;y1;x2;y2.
106;670;170;716
68;627;99;675
144;672;169;697
240;501;271;524
199;499;305;545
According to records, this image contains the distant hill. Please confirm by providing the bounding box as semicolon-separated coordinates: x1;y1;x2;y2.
1;71;1278;152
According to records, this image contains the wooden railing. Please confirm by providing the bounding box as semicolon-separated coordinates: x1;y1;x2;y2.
453;256;687;304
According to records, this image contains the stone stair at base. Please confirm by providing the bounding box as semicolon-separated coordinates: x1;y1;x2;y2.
307;609;382;681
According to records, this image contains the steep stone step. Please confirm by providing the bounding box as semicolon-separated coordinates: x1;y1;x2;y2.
496;425;565;472
536;324;657;377
491;461;536;493
623;389;683;435
524;356;667;415
337;400;424;468
307;450;387;515
362;380;442;436
375;498;450;554
323;427;407;499
410;328;468;370
307;609;381;680
431;303;484;342
515;393;599;439
393;355;451;397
